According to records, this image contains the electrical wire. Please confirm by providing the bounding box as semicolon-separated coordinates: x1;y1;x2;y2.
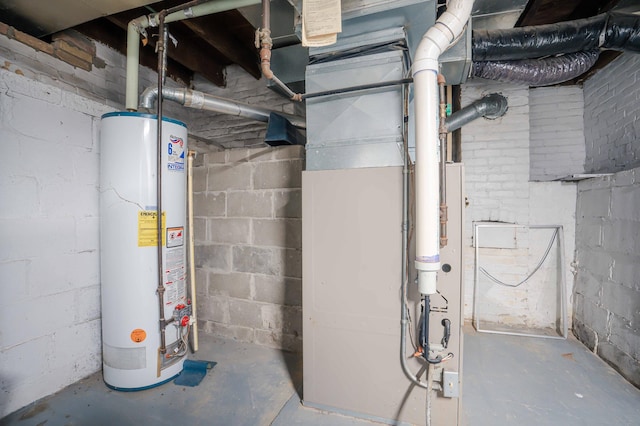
167;322;190;359
401;80;418;353
479;228;559;288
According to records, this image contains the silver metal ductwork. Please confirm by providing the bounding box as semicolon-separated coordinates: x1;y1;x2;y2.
139;86;306;129
445;93;508;132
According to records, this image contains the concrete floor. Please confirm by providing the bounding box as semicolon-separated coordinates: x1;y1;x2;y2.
3;327;639;426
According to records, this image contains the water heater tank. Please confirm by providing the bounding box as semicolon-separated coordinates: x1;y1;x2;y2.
100;112;188;390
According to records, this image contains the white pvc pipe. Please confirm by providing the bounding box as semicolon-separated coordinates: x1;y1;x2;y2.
125;0;262;111
413;0;474;295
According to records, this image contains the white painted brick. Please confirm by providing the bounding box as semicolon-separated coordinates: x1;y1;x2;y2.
463;83;577;329
530;86;585;181
584;55;640;172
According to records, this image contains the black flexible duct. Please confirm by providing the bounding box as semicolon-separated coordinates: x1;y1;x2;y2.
603;13;640;53
473;12;640;62
473;50;601;86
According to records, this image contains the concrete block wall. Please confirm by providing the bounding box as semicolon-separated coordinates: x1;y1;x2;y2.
583;54;640;173
193;145;304;352
573;52;640;387
461;81;577;332
188;66;302;149
573;169;640;387
530;86;585;181
0;68;112;417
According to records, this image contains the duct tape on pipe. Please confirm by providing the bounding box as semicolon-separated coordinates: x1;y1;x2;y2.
186;91;205;109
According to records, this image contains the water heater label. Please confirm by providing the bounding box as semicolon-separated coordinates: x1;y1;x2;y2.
167;227;184;248
167;135;185;172
165;247;186;305
138;211;166;247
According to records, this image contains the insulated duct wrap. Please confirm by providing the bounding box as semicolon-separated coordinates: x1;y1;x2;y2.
603;13;640;53
473;50;600;86
472;12;640;61
473;15;604;61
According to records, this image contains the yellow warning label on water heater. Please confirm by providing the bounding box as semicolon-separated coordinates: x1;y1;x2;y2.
138;211;166;247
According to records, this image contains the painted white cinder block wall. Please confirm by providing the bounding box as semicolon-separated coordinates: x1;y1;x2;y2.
0;29;293;415
0;31;192;417
461;81;577;332
0;68;110;417
574;54;640;388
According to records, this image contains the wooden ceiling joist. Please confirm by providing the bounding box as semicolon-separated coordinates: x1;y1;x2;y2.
106;12;226;87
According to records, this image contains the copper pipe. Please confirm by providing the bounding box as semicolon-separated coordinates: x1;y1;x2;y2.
258;0;302;101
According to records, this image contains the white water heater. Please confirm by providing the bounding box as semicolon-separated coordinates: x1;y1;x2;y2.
100;112;188;390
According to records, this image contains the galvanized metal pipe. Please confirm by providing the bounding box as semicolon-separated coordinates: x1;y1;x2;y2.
258;0;302;101
139;86;306;129
155;13;169;357
445;93;508;132
400;81;428;390
125;0;262;110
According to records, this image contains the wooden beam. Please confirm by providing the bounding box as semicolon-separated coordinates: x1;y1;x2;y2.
150;0;260;78
74;19;193;86
517;0;583;26
517;0;621;26
182;12;260;79
106;10;226;86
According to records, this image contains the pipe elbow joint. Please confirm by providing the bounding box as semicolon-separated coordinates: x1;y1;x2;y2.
480;93;508;119
129;15;150;32
139;87;159;109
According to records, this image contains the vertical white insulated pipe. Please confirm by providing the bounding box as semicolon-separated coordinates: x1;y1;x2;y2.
413;0;473;295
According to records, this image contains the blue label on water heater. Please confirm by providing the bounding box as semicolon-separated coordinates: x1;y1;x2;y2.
167;135;185;172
